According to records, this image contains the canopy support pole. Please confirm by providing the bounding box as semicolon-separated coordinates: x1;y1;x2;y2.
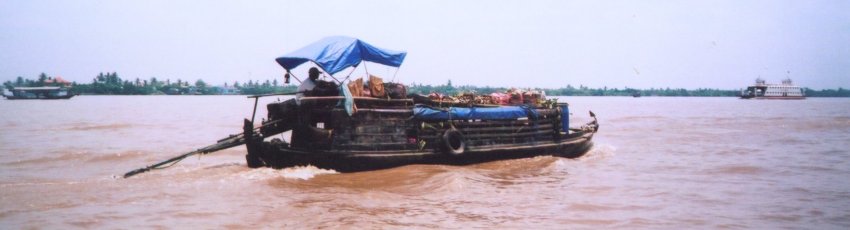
391;67;401;83
250;96;259;124
311;62;342;84
286;70;303;84
341;63;359;83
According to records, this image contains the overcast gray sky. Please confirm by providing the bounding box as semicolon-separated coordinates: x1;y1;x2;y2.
1;0;848;89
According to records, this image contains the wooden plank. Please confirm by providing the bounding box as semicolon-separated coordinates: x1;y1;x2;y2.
300;96;413;102
459;124;554;133
335;142;417;151
443;119;553;127
464;129;553;139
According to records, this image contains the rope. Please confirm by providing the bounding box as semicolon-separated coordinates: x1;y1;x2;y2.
151;155;188;170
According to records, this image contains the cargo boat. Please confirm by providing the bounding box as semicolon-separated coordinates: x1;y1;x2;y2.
242;37;598;172
123;36;599;177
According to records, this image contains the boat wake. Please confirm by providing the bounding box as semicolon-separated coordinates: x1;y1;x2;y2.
574;144;616;163
65;123;135;131
238;165;339;181
3;150;147;166
279;165;339;180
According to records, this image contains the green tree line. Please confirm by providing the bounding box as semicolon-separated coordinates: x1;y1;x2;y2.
407;81;849;97
4;73;849;97
3;72;296;95
407;81;743;97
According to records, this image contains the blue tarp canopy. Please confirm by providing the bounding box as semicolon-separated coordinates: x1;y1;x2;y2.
413;105;539;121
275;36;407;75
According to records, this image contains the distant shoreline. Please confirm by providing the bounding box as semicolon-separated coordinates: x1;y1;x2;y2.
64;94;850;98
5;73;850;97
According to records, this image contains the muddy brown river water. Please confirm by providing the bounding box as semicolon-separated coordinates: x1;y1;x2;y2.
1;96;849;228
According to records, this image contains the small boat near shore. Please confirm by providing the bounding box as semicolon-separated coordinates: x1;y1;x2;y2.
740;78;805;100
124;36;598;177
2;86;75;100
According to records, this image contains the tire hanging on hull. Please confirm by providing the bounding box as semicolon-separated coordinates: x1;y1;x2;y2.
442;129;466;155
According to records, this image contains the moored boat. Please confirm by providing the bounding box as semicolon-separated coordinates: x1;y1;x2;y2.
2;86;75;100
632;91;641;98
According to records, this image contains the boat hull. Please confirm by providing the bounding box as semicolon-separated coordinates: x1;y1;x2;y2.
245;131;595;172
739;96;805;100
243;97;598;172
3;94;75;100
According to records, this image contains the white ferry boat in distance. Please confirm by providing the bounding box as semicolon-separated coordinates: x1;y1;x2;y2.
740;78;806;100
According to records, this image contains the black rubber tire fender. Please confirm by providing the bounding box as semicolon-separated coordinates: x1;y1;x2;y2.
442;129;466;155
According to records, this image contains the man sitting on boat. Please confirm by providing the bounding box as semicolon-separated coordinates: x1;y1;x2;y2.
296;67;321;104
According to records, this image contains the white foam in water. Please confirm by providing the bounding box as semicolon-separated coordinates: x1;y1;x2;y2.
279;165;339;180
239;168;282;180
238;165;339;180
577;144;617;162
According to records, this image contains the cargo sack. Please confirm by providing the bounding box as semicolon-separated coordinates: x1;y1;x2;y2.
384;82;407;99
523;91;537;105
490;93;510;105
509;92;523;105
369;75;386;98
362;87;372;97
347;78;363;97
